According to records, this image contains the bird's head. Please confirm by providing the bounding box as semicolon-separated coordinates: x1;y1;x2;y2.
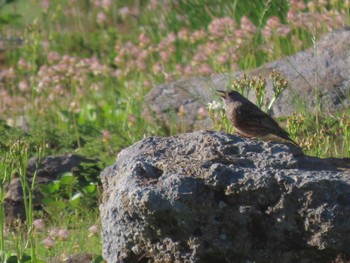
217;90;244;105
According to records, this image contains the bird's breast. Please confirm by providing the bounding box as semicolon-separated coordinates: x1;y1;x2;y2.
226;105;240;125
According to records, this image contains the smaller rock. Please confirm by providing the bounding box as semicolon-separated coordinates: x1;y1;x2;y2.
5;154;100;225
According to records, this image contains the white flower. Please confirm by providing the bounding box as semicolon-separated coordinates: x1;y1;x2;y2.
207;100;224;111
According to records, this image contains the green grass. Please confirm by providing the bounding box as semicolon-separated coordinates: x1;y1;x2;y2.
0;0;349;261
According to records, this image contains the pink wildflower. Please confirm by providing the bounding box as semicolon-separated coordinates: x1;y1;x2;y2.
43;237;55;249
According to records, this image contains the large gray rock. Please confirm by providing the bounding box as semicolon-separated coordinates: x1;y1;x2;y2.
100;131;350;263
144;28;350;132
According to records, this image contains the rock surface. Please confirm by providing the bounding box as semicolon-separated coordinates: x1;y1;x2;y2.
143;28;350;132
100;131;350;263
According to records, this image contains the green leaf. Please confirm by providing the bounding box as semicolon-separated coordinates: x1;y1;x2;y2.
6;255;18;263
59;172;74;185
92;255;104;263
42;199;66;209
38;181;60;194
21;254;32;262
69;193;81;207
41;197;54;206
83;184;97;194
0;14;21;25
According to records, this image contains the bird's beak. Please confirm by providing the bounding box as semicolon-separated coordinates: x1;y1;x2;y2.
217;90;227;98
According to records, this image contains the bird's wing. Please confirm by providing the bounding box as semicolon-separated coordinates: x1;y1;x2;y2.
238;104;290;136
236;103;299;146
261;116;290;136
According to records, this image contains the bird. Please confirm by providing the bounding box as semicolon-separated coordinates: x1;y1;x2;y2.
217;90;299;146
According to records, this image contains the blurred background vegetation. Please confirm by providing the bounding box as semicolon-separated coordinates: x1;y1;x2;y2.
0;0;349;261
2;0;349;162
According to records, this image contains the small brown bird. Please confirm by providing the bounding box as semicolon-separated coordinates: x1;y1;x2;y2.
218;90;298;146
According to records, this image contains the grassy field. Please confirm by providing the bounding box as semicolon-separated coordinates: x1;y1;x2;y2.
0;0;349;261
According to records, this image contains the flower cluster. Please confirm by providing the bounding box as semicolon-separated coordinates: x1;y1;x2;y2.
38;221;100;250
109;0;347;81
38;52;110;92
